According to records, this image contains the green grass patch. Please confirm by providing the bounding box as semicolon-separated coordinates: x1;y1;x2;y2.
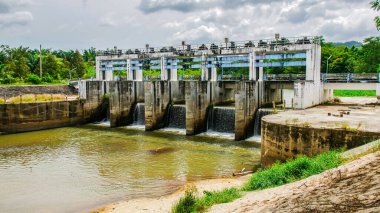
243;150;342;191
0;98;4;104
172;187;241;213
334;90;376;97
172;150;342;213
3;94;68;104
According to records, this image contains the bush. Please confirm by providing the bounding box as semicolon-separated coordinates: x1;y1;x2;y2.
1;75;16;84
27;74;42;85
42;74;53;83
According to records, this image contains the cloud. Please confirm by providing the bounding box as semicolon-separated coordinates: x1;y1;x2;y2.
0;11;33;27
138;0;281;13
0;0;33;28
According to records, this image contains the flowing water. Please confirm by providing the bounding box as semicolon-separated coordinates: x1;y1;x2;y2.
167;105;186;129
254;108;275;136
133;103;145;125
0;126;260;212
207;107;236;133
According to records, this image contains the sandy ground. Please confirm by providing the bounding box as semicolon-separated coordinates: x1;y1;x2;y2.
94;176;250;213
209;150;380;213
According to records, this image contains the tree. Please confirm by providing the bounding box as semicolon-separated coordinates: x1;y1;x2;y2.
43;54;59;78
356;37;380;73
15;56;30;79
372;0;380;30
70;50;86;78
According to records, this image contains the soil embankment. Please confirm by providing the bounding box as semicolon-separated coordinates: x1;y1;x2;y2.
210;150;380;212
0;85;77;97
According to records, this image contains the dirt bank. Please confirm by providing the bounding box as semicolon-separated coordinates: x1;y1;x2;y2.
210;150;380;213
0;85;77;97
93;176;250;213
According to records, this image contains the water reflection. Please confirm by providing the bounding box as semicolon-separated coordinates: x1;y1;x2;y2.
0;125;260;212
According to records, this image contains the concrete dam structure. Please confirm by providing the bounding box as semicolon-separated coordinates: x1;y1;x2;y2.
74;36;380;141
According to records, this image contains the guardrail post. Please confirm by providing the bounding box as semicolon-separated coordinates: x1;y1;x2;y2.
346;73;350;82
321;73;326;82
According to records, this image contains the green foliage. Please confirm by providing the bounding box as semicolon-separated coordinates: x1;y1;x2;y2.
27;74;42;85
372;0;380;30
172;187;197;213
195;188;241;212
172;187;241;213
42;74;54;83
178;68;201;77
334;90;376;97
0;75;16;84
243;151;342;191
143;69;161;77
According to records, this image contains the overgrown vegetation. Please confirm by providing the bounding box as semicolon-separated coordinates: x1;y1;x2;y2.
173;151;342;213
3;94;67;104
334;90;377;97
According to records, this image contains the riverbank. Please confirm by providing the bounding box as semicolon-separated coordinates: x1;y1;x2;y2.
95;140;380;213
93;175;250;213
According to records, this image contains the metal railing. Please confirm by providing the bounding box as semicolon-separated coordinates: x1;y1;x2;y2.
96;36;321;57
322;73;380;83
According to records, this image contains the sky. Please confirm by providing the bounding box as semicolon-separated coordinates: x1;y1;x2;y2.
0;0;379;50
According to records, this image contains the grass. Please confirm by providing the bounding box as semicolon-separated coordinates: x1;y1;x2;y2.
172;151;342;213
3;94;67;104
243;150;342;191
172;187;241;213
334;90;376;97
0;81;68;86
0;98;4;104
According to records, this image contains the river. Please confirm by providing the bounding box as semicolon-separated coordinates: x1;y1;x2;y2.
0;125;260;212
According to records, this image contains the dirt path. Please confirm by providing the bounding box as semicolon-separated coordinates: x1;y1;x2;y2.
209;151;380;213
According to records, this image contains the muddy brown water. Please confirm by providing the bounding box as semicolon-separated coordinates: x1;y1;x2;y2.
0;125;260;212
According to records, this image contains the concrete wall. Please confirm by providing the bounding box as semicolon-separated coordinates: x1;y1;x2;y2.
144;81;170;131
0;85;77;98
108;81;136;127
261;120;380;167
0;100;85;134
170;81;185;104
235;81;258;140
209;82;236;105
185;81;209;135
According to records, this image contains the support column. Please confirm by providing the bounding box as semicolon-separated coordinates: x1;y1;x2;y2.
258;60;264;81
248;53;257;81
201;54;208;81
160;57;167;81
108;81;136;127
161;58;179;81
127;59;133;81
306;44;322;81
235;81;258;140
185;81;209;135
144;81;170;131
95;57;101;80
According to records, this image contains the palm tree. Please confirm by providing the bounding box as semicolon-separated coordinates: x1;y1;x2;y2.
372;0;380;30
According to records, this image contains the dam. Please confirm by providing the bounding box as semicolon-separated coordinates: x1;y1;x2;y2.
78;36;377;141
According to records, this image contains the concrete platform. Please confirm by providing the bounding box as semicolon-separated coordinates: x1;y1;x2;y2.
264;99;380;133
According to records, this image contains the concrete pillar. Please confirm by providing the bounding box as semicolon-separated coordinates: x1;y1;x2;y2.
258;60;264;81
201;54;208;81
235;81;258;140
161;58;179;81
377;83;380;104
108;81;136;127
95;58;101;80
128;59;143;81
82;81;106;122
144;81;170;131
306;44;322;81
170;81;185;104
185;81;209;135
248;53;257;81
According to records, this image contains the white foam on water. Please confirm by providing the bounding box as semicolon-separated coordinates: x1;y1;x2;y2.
199;131;235;140
158;128;186;135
